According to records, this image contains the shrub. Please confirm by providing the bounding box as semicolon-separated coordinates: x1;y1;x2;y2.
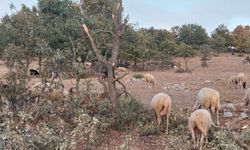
133;74;144;79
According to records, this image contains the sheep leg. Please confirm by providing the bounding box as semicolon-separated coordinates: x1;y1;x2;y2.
166;113;169;134
216;109;220;126
245;97;249;106
199;133;205;150
192;100;199;111
197;125;206;150
190;128;196;149
156;112;162;129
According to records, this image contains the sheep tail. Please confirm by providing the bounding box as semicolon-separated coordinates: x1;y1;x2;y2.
160;105;167;116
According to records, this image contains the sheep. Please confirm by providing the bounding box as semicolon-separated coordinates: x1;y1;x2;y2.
228;75;238;86
116;67;128;73
228;73;247;90
150;93;172;134
29;69;39;76
237;73;247;90
28;82;52;102
84;62;92;69
144;73;155;88
188;109;214;150
243;88;250;106
192;87;220;125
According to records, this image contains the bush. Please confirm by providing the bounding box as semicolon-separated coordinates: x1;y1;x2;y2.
111;97;145;131
133;74;144;79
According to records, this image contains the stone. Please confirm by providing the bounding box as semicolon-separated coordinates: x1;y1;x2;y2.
223;111;233;118
240;112;248;119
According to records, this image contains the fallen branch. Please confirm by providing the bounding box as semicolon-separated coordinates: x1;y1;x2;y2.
159;136;178;150
226;126;249;150
82;24;108;65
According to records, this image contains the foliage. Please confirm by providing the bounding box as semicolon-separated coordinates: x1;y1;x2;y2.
133;74;144;79
211;24;233;54
175;42;196;72
173;24;209;49
111;97;145;131
232;25;250;52
200;44;212;67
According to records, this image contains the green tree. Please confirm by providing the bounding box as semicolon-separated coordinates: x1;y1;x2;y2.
173;24;209;49
175;42;196;72
211;24;233;54
82;0;129;107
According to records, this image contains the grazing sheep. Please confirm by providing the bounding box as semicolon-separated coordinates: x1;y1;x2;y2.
84;62;92;69
237;73;247;90
29;69;39;76
228;73;247;90
243;88;250;106
150;93;172;134
192;87;220;125
116;67;128;73
188;109;214;150
228;75;238;86
29;82;51;101
144;73;155;88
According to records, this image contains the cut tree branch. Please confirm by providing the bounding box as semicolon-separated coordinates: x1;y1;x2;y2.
113;71;129;82
116;80;131;97
82;24;108;65
226;127;249;150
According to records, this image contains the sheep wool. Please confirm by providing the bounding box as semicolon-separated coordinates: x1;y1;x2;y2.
150;93;172;134
192;87;220;125
144;73;155;88
243;88;250;106
188;109;214;150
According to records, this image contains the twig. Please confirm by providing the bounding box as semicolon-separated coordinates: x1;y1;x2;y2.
226;126;249;150
82;24;108;65
159;136;178;150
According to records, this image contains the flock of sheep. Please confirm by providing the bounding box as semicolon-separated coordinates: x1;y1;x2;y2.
146;72;249;150
2;60;250;150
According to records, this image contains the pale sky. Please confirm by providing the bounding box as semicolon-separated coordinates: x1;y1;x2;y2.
1;0;250;34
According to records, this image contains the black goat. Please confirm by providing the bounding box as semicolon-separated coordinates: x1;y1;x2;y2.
29;69;39;76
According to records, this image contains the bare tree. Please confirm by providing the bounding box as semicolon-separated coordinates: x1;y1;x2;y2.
82;0;129;107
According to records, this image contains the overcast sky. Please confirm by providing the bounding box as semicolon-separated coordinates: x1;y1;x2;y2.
1;0;250;34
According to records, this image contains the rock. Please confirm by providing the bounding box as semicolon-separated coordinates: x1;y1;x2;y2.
223;111;233;118
204;80;211;83
240;112;248;119
222;103;236;112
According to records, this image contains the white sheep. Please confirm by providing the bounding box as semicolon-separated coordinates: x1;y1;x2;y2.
188;109;214;150
150;93;172;134
29;82;51;100
237;73;247;90
228;73;247;90
243;88;250;106
116;67;128;73
192;87;220;125
144;73;155;88
228;75;238;87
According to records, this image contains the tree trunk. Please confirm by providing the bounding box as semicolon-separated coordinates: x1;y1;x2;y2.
184;58;189;71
